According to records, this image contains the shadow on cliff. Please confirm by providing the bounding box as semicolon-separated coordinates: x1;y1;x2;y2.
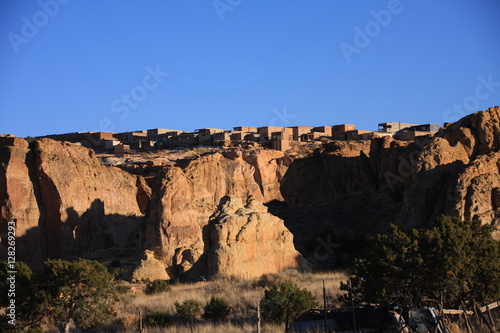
8;199;146;277
266;148;468;271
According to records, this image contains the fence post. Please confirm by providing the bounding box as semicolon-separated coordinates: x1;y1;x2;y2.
257;301;261;333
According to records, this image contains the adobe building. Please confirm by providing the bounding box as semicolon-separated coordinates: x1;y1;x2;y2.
213;131;231;142
170;132;198;146
332;124;356;133
257;126;290;141
156;130;185;146
147;128;182;139
312;126;333;137
271;130;293;152
196;128;226;144
40;131;118;149
230;131;245;141
290;126;314;141
115;131;148;142
378;122;417;134
345;130;373;140
396;123;440;141
114;144;131;158
244;133;261;142
302;131;329;141
398;131;433;141
104;139;120;150
408;124;440;133
233;126;258;133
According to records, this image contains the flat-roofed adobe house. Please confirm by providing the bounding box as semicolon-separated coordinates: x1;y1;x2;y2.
398;131;433;141
289;126;314;141
196;128;226;144
171;132;198;146
233;126;258;133
114;144;131;158
146;128;183;139
271;130;293;151
312;126;333;137
408;124;440;133
332;124;356;133
213;131;231;142
345;129;373;140
378;122;417;134
257;126;289;141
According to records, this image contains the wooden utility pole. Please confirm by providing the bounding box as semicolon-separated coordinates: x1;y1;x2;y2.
349;279;357;333
139;309;144;333
257;301;261;333
323;280;327;333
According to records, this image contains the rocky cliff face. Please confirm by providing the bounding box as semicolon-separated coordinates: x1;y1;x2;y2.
2;106;500;277
204;195;301;279
0;136;43;265
0;138;149;267
0;139;294;279
144;149;290;278
280;106;500;243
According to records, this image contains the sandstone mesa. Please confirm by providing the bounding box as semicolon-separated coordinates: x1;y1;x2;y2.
1;106;500;279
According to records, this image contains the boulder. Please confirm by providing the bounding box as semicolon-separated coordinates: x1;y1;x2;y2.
205;195;301;279
131;250;169;282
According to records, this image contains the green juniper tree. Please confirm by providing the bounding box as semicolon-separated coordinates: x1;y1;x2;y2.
260;280;317;330
343;216;500;308
202;296;231;323
38;258;118;333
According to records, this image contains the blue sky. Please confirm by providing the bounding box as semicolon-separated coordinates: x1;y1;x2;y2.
1;0;499;137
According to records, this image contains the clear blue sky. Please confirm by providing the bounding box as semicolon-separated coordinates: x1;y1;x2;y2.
1;0;499;137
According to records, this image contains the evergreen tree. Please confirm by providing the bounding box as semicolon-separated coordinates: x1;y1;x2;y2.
260;280;317;330
344;216;500;308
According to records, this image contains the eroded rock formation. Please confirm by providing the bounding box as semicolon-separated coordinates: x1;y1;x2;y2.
2;106;500;278
204;195;301;279
132;250;170;282
144;149;290;278
0;138;148;267
0;140;293;279
280;106;500;242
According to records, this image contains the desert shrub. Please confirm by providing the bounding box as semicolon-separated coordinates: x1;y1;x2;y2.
145;279;171;295
253;273;287;288
39;259;118;332
260;280;317;329
25;136;38;143
343;215;500;308
116;285;131;294
144;311;173;327
115;313;139;331
0;259;118;332
202;296;231;322
174;300;201;321
112;267;129;280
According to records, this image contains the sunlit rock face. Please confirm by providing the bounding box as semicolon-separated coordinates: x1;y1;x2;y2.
204;195;301;279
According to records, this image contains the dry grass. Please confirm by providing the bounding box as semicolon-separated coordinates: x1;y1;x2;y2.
145;322;283;333
114;270;348;332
